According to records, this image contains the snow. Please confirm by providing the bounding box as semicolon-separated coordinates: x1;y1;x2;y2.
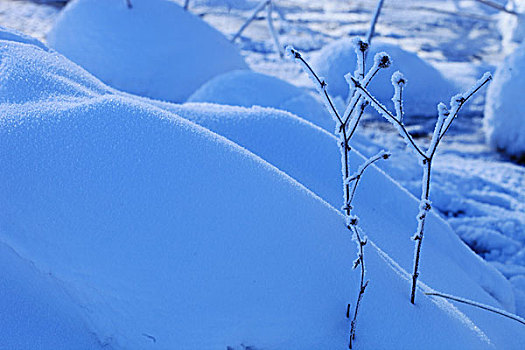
2;27;525;348
497;0;525;54
47;0;248;102
310;38;457;119
187;69;331;130
159;102;516;314
484;42;525;157
0;242;102;349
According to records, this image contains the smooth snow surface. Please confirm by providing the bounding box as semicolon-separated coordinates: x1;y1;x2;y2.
2;29;525;349
187;69;332;130
47;0;248;102
484;42;525;157
310;39;457;118
0;242;103;349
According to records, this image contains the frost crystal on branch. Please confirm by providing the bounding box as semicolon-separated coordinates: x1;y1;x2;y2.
287;42;390;349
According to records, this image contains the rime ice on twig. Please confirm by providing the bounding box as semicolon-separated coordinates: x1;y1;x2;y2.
288;42;390;349
352;70;491;304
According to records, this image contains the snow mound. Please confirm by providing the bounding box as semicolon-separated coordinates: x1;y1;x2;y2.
0;25;47;50
47;0;248;102
2;29;525;349
484;42;525;157
187;70;332;130
310;39;456;118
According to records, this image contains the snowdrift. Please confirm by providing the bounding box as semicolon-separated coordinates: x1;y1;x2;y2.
47;0;248;102
1;29;525;349
310;39;456;119
187;70;332;130
484;42;525;158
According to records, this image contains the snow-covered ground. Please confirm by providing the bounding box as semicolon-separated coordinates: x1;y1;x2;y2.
1;0;525;347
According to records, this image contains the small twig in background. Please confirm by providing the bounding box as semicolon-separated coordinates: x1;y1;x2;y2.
184;0;190;11
266;0;284;58
125;0;132;9
231;0;270;42
425;291;525;327
474;0;518;15
366;0;385;45
231;0;284;58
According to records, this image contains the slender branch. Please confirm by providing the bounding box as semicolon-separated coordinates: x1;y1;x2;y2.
125;0;132;9
350;76;427;160
288;43;389;349
410;73;490;304
231;0;270;42
184;0;190;11
266;1;284;58
436;73;492;147
366;0;385;45
348;224;369;349
345;151;390;210
425;292;525;327
474;0;518;15
286;47;343;124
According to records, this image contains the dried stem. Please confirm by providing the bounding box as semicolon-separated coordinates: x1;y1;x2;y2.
351;71;491;304
348;224;369;348
425;292;525;327
287;43;390;348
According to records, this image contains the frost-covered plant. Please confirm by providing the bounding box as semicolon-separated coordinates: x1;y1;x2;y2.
350;68;492;304
231;0;284;58
287;41;390;349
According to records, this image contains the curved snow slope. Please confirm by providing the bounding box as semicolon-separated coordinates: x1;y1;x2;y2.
154;102;525;347
0;242;103;349
484;42;525;157
47;0;248;102
0;37;500;350
310;39;456;118
187;69;332;130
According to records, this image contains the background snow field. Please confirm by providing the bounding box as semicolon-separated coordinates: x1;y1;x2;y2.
1;0;525;348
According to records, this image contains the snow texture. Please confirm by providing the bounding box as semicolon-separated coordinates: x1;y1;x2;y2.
187;69;332;130
310;38;457;118
484;42;525;157
47;0;248;102
1;29;525;349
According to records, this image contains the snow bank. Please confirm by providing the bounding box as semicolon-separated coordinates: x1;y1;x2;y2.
187;69;332;130
160;102;517;312
310;39;456;118
484;42;525;157
2;29;525;349
47;0;248;102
